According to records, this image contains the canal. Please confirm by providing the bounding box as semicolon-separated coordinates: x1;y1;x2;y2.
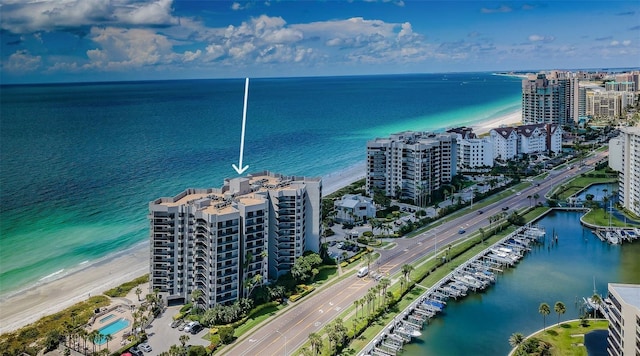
403;210;640;355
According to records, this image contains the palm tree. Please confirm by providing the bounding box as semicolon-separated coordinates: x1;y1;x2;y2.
77;328;88;354
89;330;100;354
309;332;323;355
179;334;190;347
191;288;203;307
103;334;113;351
353;299;360;319
135;287;142;301
379;278;390;304
539;303;551;330
554;301;566;325
401;264;414;291
508;332;524;348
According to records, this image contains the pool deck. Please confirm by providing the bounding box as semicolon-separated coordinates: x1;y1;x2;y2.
84;283;149;353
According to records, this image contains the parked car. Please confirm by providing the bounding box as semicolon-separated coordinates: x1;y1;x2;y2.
138;343;152;352
190;324;204;334
128;347;143;356
184;321;200;333
170;319;182;328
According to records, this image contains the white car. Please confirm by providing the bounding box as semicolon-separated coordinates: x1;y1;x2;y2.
183;321;200;333
138;343;152;352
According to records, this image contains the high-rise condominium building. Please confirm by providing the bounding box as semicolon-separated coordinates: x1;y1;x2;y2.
366;131;457;205
149;171;321;307
609;126;640;217
522;72;580;126
605;283;640;356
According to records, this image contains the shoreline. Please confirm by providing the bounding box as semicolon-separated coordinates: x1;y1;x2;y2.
0;109;521;335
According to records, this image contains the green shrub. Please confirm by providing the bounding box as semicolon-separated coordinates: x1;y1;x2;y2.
180;303;193;313
103;275;149;297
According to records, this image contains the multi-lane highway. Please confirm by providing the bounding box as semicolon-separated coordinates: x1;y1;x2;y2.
223;151;607;356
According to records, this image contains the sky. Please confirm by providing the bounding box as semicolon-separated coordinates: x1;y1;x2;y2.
1;0;639;84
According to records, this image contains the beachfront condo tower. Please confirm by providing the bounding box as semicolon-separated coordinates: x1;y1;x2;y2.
609;126;640;217
521;72;580;126
366;131;457;206
149;171;321;307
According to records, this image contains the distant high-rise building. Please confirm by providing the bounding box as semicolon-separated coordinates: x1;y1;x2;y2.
149;171;321;307
605;283;640;356
587;90;637;119
605;81;636;92
521;72;580;126
609;126;640;217
366;131;457;205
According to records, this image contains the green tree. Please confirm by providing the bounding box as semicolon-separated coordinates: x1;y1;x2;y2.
309;332;323;355
539;303;551;330
554;301;566;325
219;326;235;344
179;334;190;348
135;287;142;301
401;264;414;291
103;333;113;351
508;332;524;348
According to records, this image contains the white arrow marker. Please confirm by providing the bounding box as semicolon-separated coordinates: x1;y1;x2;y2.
232;77;250;175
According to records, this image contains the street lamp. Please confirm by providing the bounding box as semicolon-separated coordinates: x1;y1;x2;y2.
275;330;287;356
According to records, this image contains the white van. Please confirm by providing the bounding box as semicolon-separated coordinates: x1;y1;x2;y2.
357;266;368;278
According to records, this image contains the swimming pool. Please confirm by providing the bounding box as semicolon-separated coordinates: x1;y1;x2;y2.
96;318;130;345
99;313;116;323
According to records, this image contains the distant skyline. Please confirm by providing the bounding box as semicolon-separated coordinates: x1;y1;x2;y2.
1;0;639;84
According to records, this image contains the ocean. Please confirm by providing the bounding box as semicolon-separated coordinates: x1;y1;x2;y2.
0;72;522;298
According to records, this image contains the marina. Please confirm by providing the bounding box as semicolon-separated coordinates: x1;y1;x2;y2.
361;211;640;355
361;224;546;356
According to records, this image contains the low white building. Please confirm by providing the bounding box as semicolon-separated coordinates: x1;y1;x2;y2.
457;138;494;169
447;127;493;170
334;194;376;224
491;123;563;161
518;123;563;156
490;127;519;161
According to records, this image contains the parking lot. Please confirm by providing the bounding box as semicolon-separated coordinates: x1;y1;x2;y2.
140;306;210;355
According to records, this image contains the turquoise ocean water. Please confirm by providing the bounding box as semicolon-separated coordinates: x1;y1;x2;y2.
0;73;522;297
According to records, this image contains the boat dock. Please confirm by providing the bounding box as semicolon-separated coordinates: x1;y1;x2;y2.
594;227;639;244
360;224;546;356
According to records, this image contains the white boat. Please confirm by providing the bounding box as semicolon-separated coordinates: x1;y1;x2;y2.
606;231;620;244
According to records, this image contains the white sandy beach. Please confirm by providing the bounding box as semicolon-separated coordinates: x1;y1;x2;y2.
0;110;521;335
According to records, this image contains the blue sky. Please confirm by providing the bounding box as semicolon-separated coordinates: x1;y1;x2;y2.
1;0;639;84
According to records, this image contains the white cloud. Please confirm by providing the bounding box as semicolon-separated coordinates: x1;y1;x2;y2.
85;27;174;70
118;0;178;26
623;40;631;46
528;34;555;42
3;50;41;72
610;40;620;46
481;5;512;14
0;0;178;34
182;50;201;62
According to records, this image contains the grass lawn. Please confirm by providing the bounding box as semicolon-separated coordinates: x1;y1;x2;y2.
232;303;285;337
516;319;608;356
581;209;636;228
